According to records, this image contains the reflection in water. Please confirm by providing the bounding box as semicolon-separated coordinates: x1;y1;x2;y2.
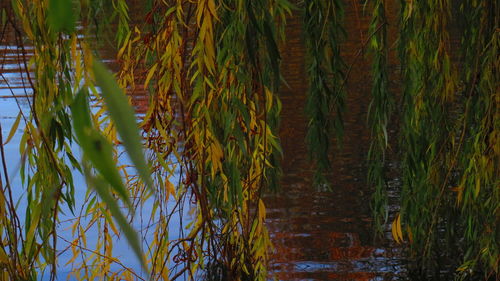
266;1;406;280
1;1;408;280
0;41;34;96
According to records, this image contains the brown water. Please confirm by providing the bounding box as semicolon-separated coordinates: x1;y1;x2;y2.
0;1;407;280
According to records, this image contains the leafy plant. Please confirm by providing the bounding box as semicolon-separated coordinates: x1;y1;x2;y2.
0;0;498;280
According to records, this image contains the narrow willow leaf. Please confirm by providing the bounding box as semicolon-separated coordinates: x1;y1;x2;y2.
71;90;132;208
4;111;21;145
165;180;175;201
396;214;403;243
25;203;41;253
144;63;158;88
87;172;148;273
92;59;154;193
1;9;6;26
391;213;403;244
391;216;399;244
85;196;97;215
263;20;281;84
48;0;75;33
258;199;266;220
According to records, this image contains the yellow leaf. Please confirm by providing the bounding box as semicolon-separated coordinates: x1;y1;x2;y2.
0;247;9;264
196;1;203;26
265;87;273;112
453;185;464;205
391;219;398;243
397;214;403;242
144;63;158;88
258;199;266;221
4;112;22;145
391;213;403;244
65;243;79;266
108;217;120;237
117;31;131;59
207;0;217;17
166;179;175;200
79;226;87;247
474;177;480;198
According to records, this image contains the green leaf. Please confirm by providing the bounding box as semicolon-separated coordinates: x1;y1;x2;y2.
1;9;6;26
263;19;281;85
71;90;131;208
48;0;76;33
92;59;154;193
71;89;92;131
85;168;148;273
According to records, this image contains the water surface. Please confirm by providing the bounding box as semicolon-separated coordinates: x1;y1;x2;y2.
265;1;406;280
0;1;407;280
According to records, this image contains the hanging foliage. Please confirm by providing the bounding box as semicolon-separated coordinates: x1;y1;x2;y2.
0;0;84;279
453;0;499;278
367;0;391;234
394;0;499;278
398;0;461;275
0;0;498;280
303;0;346;188
106;0;290;279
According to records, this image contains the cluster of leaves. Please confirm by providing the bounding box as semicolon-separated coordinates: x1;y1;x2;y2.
393;0;497;279
303;0;498;279
303;0;346;189
451;1;498;279
1;0;152;280
366;0;391;235
0;0;498;280
2;0;291;279
0;0;86;279
398;0;459;275
116;1;291;279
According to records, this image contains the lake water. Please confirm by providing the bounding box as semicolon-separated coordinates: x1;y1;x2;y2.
264;2;406;280
0;0;407;280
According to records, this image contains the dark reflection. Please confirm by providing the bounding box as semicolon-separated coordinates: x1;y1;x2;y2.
265;1;406;280
0;35;34;95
